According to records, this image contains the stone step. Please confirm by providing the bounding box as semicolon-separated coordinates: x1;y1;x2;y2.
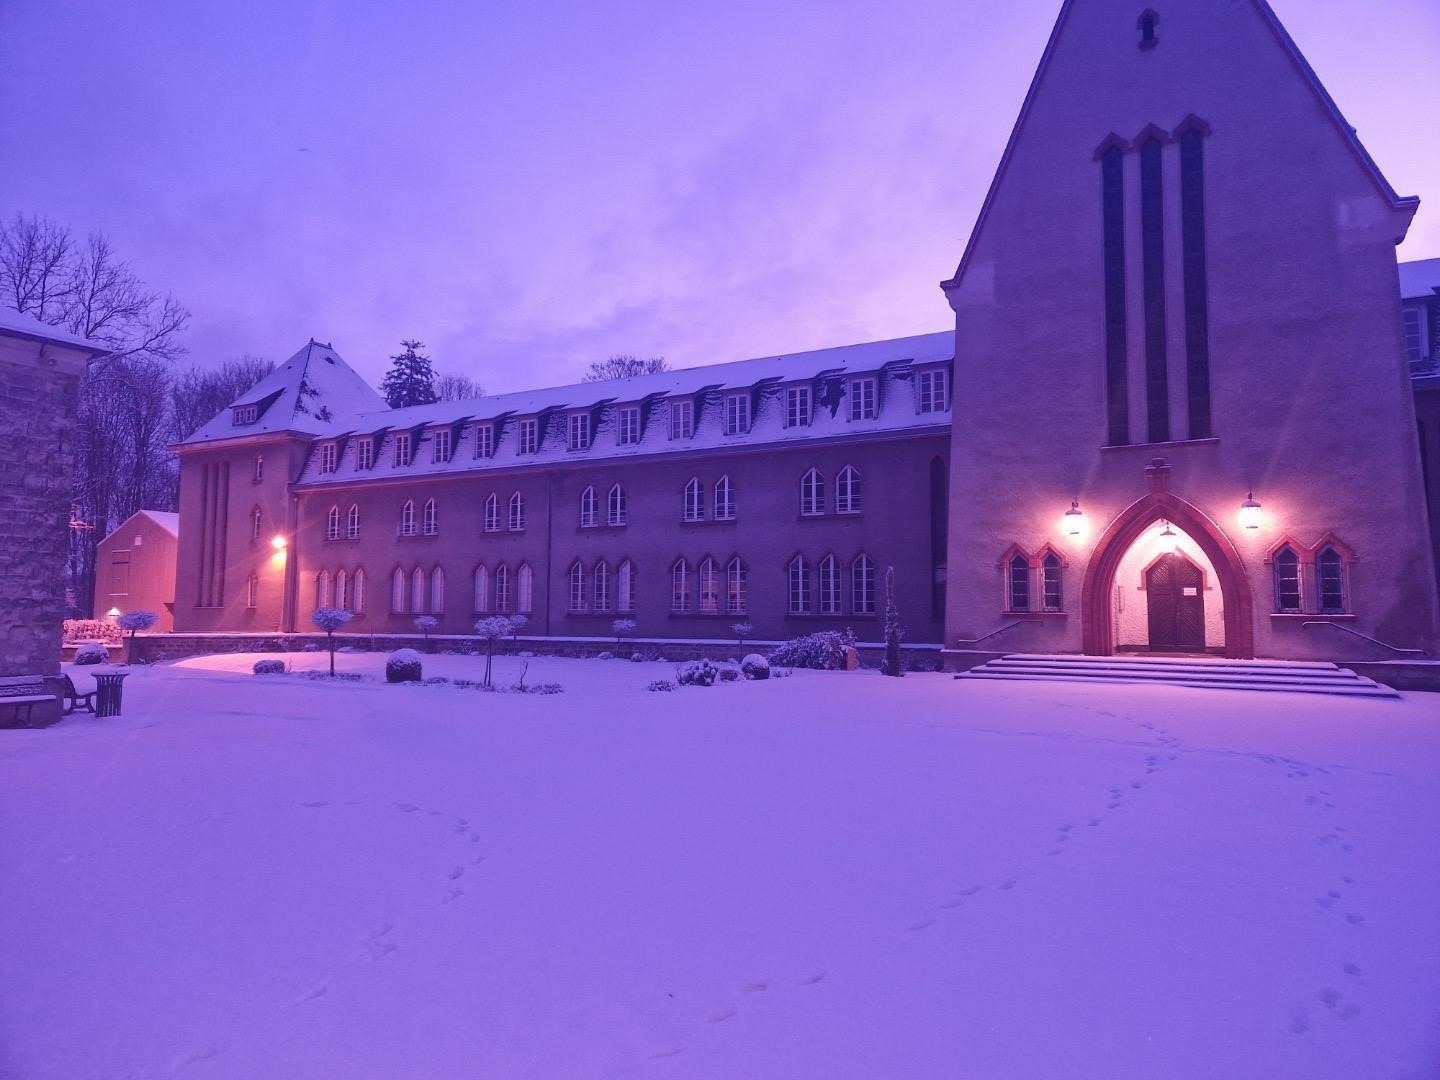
956;670;1399;699
981;661;1362;685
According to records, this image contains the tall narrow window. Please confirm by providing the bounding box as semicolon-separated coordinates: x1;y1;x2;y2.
850;376;877;421
818;555;841;615
785;386;812;428
1008;554;1030;612
568;561;587;612
617;406;641;445
788;555;811;614
579;486;598;527
346;504;360;539
1140;134;1170;443
698;557;719;614
1316;547;1347;614
356;439;374;470
316;570;331;609
724;393;750;435
1042;552;1063;612
411;568;426;614
568;412;591;451
683;478;704;522
333;567;346;609
1138;9;1159;48
254;455;265;482
608;483;627;526
852;554;876;615
251;507;262;542
516;563;533;614
320;442;337;473
669;400;694;440
399;500;416;537
1102;144;1129;446
246;574;258;609
433;428;452;464
430;567;445;613
391;568;406;613
593;561;610;613
800;468;825;516
726;557;748;615
917;370;948;413
518;418;538;455
1180;125;1212;439
326;505;341;541
1274;547;1302;612
394;432;413;467
836;466;861;514
508;492;525;531
473;564;490;612
671;559;690;613
714;475;735;520
473;423;494;459
353;568;366;614
422;498;438;536
495;564;511;613
484;493;500;532
617;559;635;613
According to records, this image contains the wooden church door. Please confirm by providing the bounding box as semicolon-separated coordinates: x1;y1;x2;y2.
1146;554;1205;652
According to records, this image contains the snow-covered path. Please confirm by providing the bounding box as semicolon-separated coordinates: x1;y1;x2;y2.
2;654;1437;1079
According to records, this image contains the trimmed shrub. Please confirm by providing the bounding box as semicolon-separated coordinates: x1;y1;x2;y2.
63;619;122;645
768;629;856;671
512;682;563;695
630;652;644;663
253;659;286;675
740;653;770;680
596;650;614;661
677;659;718;687
302;642;321;652
74;643;110;665
386;649;423;683
718;667;740;683
646;679;677;692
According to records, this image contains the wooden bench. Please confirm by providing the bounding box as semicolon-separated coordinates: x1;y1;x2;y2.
0;676;59;729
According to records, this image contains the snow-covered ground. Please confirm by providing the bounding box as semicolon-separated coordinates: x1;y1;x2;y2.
2;652;1438;1079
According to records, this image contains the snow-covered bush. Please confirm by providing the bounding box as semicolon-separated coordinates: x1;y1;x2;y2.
414;615;438;650
741;654;770;680
732;621;753;647
677;659;718;687
630;652;644;663
719;667;740;683
116;610;158;635
611;618;636;648
302;642;321;652
311;607;354;676
63;619;122;645
512;681;563;695
768;629;856;670
253;659;286;675
73;643;109;665
646;679;676;692
386;649;423;683
424;676;451;686
597;650;614;661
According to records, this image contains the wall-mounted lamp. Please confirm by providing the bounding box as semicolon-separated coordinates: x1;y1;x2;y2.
1159;520;1179;554
1240;492;1262;530
105;607;121;619
1063;500;1085;537
271;535;287;551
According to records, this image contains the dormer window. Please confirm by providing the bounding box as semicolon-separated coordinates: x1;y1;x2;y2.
356;437;374;471
319;442;337;474
785;386;812;428
850;376;877;421
433;428;452;464
517;418;539;455
568;412;591;451
393;432;413;467
669;399;694;440
918;369;948;414
1138;9;1158;49
233;404;258;425
473;423;495;459
723;392;750;436
617;405;641;446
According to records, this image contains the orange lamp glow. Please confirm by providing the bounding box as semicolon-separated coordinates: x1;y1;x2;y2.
271;535;287;551
1063;500;1085;537
1240;492;1262;530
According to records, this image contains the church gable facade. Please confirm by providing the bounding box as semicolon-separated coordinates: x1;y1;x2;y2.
943;0;1437;660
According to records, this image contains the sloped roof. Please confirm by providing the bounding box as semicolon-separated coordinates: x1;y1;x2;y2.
139;510;180;536
1400;258;1440;300
181;340;385;446
0;307;109;353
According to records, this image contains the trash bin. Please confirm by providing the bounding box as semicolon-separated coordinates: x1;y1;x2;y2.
94;671;129;718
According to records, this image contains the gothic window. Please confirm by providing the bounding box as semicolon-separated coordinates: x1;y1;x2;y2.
714;475;736;520
399;500;416;537
326;506;340;541
568;561;587;613
671;559;690;613
1140;133;1170;443
852;554;876;615
495;564;511;613
253;454;265;482
1101;143;1129;445
483;493;500;532
316;570;331;609
1042;552;1063;612
836;466;861;514
788;555;811;615
422;498;438;536
579;486;598;528
391;568;406;613
593;561;611;613
347;504;360;540
698;557;719;614
800;468;825;516
617;559;635;613
411;567;426;613
1273;546;1302;613
1008;553;1031;612
1316;547;1347;614
818;554;841;615
352;568;366;614
683;478;704;522
473;564;490;612
608;483;626;526
1179;118;1212;439
246;574;258;609
430;567;445;613
251;507;262;542
508;492;525;531
516;563;532;614
726;557;748;615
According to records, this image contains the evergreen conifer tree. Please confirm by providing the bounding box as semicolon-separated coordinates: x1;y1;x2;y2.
881;565;904;677
380;340;439;408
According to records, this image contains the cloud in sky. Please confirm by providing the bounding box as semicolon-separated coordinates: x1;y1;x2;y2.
1;0;1435;393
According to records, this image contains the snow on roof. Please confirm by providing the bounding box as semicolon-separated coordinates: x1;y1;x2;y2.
1400;258;1440;300
139;510;181;536
181;340;386;446
0;307;110;353
296;330;954;487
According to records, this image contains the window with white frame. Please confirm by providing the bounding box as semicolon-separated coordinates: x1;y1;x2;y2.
326;505;340;541
726;557;747;615
391;568;406;613
819;555;841;615
356;439;374;471
517;563;533;614
1316;546;1347;614
1272;547;1302;612
788;555;811;614
508;492;526;531
852;554;876;615
608;483;626;526
234;404;258;425
918;368;948;413
393;432;413;466
1403;307;1427;367
320;442;337;473
579;486;598;528
483;493;500;532
316;570;331;609
714;475;735;520
246;574;258;609
836;465;861;514
669;399;694;439
399;500;416;537
568;561;587;612
433;428;452;464
593;561;610;613
1008;553;1030;612
411;567;426;613
1042;552;1063;612
850;376;877;421
421;498;438;535
335;569;349;611
785;385;812;427
254;455;265;482
671;559;690;613
473;423;495;459
346;504;360;539
252;507;262;541
698;557;719;614
683;478;704;522
617;405;641;446
518;418;538;455
568;412;591;452
724;393;750;435
353;568;366;613
800;468;825;516
495;564;511;613
473;564;490;612
617;559;635;613
430;567;445;613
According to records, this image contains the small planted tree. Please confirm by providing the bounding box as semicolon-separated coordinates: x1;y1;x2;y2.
731;621;753;648
311;607;354;676
612;618;636;650
116;610;159;663
508;614;529;649
881;566;903;678
474;616;513;688
414;614;438;652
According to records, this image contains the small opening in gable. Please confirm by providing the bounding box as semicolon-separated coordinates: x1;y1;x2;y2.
1138;9;1159;49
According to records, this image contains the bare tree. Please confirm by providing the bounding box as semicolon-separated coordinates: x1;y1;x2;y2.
0;214;72;321
170;356;274;441
434;371;485;401
582;354;669;382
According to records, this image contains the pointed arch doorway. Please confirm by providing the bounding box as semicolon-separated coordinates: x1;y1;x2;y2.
1080;466;1255;659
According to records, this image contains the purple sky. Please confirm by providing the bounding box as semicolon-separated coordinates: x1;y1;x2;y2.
2;0;1436;394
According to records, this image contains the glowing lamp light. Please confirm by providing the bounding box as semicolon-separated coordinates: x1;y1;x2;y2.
105;607;121;619
1158;521;1179;554
1240;492;1262;530
271;535;287;551
1063;500;1085;537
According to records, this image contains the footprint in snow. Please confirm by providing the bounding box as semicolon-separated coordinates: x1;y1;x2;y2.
648;1046;684;1060
1290;1008;1311;1035
442;886;464;904
1345;913;1365;926
448;865;465;881
300;800;328;809
909;918;936;931
708;1007;736;1023
741;981;769;993
999;878;1018;891
1342;962;1362;978
396;803;419;813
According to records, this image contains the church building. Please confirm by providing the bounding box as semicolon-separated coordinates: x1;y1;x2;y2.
172;0;1438;663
